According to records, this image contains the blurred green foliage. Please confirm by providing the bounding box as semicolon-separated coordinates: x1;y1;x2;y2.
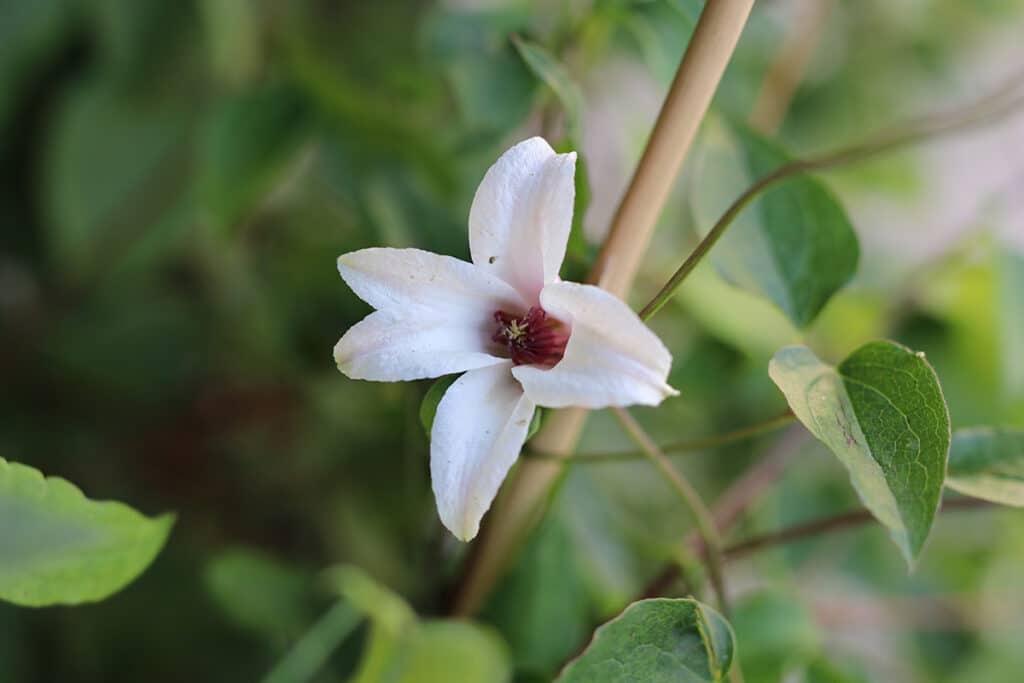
2;0;1024;681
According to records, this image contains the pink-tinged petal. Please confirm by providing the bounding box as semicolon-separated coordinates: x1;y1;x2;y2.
469;137;576;303
511;281;678;408
430;362;535;541
338;247;526;318
334;309;506;382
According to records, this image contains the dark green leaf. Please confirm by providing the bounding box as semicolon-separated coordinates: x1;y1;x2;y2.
769;341;950;564
201;84;312;228
419;374;460;438
946;427;1024;506
556;598;734;683
205;547;314;644
0;458;173;606
693;119;859;327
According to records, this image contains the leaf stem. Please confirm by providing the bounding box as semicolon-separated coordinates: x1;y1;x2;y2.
637;67;1024;322
610;407;731;616
525;410;794;463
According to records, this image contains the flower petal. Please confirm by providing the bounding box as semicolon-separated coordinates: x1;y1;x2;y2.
334;309;507;381
468;137;576;303
338;247;526;317
430;362;535;541
512;281;678;408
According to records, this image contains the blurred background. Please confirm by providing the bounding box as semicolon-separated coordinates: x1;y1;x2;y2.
1;0;1023;681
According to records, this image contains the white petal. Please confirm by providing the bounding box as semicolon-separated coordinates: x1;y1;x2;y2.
511;282;678;408
334;309;507;381
468;137;577;303
430;363;535;541
338;247;526;317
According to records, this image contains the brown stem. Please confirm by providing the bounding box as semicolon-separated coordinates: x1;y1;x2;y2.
641;425;809;598
450;0;756;617
723;497;992;561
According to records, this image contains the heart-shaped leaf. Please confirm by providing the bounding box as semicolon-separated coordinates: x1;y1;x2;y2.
556;598;734;682
946;427;1024;506
769;341;950;564
692;119;859;328
0;458;174;607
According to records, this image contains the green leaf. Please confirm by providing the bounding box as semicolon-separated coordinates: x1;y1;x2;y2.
44;75;194;275
768;341;951;564
511;35;584;141
418;374;460;438
946;427;1024;506
201;84;312;227
324;565;511;683
0;458;173;607
555;598;734;683
205;547;314;644
692;118;859;327
731;590;818;683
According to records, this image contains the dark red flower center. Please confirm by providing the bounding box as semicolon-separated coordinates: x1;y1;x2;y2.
492;306;569;367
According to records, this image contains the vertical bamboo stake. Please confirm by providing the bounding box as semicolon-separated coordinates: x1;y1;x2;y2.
452;0;756;617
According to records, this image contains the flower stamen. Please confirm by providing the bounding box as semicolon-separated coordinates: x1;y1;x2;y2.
492;306;569;367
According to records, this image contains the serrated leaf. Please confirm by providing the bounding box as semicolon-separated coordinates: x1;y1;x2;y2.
946;427;1024;506
693;119;859;327
769;341;950;564
0;458;173;607
556;598;734;683
511;35;584;141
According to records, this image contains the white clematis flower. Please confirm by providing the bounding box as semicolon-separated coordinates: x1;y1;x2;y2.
334;137;677;541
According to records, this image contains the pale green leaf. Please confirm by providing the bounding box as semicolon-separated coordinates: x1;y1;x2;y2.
693;119;859;327
556;598;734;683
769;341;950;564
0;457;173;607
324;565;511;683
946;427;1024;506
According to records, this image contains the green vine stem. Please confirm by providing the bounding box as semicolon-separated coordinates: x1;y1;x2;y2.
638;67;1024;322
610;407;731;615
526;409;795;463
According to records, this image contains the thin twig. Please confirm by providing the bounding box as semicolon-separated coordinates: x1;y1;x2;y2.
723;497;992;561
610;407;731;615
641;425;809;598
526;410;795;463
638;67;1024;321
